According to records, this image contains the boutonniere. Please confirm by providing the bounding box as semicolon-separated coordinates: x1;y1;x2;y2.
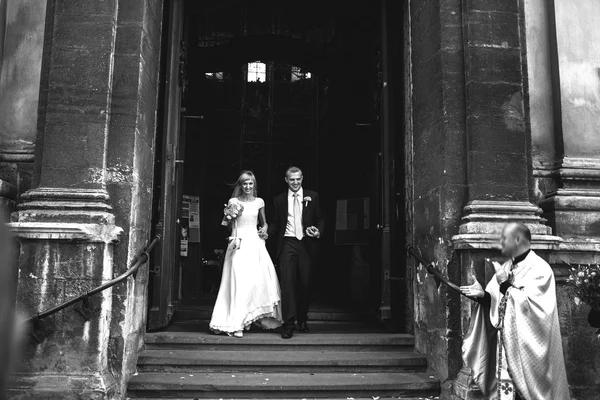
303;196;312;207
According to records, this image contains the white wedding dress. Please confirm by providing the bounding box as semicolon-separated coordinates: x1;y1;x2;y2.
209;197;283;334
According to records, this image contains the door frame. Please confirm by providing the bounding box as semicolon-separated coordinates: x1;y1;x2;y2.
148;0;411;330
148;0;185;331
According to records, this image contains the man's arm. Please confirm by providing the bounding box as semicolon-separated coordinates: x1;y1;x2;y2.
460;279;491;307
475;292;492;307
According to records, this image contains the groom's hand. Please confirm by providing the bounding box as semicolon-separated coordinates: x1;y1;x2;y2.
306;226;320;238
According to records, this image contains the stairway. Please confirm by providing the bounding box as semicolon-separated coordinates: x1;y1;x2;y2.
126;309;440;399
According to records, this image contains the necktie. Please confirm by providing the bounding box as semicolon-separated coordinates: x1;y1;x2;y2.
293;194;303;240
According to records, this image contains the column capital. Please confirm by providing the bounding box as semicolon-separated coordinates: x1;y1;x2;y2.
452;200;562;250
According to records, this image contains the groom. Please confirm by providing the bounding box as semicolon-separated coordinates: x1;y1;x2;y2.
270;166;324;339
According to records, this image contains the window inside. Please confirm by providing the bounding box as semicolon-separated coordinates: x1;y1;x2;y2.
205;72;224;81
247;62;266;82
291;66;311;82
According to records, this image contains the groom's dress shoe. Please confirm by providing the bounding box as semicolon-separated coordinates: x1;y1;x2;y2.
281;328;294;339
298;322;309;333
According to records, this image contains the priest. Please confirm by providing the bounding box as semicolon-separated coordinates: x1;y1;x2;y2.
460;222;570;400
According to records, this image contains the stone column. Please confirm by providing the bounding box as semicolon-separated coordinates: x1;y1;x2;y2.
0;0;47;215
452;0;558;246
8;0;123;397
450;1;560;398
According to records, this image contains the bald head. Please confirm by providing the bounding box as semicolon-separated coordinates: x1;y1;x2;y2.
500;222;531;257
506;222;531;242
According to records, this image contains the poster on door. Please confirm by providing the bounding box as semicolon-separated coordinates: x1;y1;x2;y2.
181;195;200;243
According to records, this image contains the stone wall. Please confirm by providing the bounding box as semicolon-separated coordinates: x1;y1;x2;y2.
409;0;467;385
527;0;600;396
104;0;164;396
7;0;164;398
408;0;580;398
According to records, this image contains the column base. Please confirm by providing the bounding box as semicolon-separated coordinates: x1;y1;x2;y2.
6;372;118;400
540;157;600;239
6;187;123;399
9;187;122;242
451;200;562;250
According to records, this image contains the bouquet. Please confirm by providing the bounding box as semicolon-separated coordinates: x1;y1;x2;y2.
221;201;244;249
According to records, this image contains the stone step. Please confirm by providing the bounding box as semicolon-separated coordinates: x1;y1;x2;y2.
126;372;440;398
128;397;440;400
160;319;388;334
137;349;428;373
175;308;372;322
145;332;415;351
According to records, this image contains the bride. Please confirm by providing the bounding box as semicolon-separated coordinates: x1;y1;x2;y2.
209;171;283;337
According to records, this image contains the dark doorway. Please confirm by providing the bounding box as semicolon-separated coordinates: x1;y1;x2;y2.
149;0;407;330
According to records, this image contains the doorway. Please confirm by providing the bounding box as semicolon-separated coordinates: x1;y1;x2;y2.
148;0;407;332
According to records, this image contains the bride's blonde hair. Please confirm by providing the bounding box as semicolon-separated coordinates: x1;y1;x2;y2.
230;170;258;198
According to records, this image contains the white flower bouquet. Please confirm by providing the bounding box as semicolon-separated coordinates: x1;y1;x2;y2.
222;201;244;249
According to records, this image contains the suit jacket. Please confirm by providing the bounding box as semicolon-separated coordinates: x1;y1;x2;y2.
269;189;325;259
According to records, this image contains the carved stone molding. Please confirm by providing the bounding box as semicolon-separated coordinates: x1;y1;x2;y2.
539;158;600;241
552;157;600;182
540;158;600;210
452;200;562;250
8;222;122;243
0;140;36;163
12;187;121;236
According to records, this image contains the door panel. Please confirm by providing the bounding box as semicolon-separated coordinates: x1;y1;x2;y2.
378;0;393;321
148;0;184;331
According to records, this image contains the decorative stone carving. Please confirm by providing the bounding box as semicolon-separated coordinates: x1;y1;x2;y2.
540;157;600;252
9;222;122;242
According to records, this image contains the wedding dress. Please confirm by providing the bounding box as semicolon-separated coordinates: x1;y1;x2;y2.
209;197;283;334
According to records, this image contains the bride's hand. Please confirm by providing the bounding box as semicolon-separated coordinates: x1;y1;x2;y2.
258;225;268;240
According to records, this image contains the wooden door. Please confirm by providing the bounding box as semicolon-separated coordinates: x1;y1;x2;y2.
148;0;185;331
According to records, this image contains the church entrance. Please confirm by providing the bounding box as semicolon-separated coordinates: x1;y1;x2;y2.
147;0;408;333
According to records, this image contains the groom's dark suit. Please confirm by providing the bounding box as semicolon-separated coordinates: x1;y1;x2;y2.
269;189;324;329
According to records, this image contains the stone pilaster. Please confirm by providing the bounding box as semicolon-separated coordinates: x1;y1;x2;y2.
452;0;560;288
0;1;47;216
537;1;600;396
537;0;600;253
7;0;124;398
452;0;561;252
450;1;561;398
